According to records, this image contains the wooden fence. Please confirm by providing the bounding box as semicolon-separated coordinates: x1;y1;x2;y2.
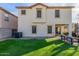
60;35;79;46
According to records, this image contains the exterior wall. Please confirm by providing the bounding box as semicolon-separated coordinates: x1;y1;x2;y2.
18;5;72;37
0;10;3;28
9;14;18;29
0;28;11;38
1;10;18;29
0;9;17;38
54;9;72;24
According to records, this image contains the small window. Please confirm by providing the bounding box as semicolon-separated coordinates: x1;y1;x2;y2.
4;14;9;21
48;26;52;34
55;10;60;18
32;26;37;34
37;9;42;18
21;10;26;15
5;17;9;21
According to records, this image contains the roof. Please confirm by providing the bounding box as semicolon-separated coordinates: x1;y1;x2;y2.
0;7;17;18
16;3;74;9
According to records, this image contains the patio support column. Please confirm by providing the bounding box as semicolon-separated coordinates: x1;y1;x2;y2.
68;24;72;37
61;26;64;35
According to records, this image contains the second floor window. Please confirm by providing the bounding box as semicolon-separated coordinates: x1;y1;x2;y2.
21;10;26;15
4;14;9;21
55;10;60;18
37;9;42;18
5;17;9;21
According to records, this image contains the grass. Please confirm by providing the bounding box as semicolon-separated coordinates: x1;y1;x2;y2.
0;38;79;56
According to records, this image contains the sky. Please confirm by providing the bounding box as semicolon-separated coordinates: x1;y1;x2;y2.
0;3;79;23
0;3;32;15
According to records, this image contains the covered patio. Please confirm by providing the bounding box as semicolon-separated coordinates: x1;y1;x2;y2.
55;24;72;36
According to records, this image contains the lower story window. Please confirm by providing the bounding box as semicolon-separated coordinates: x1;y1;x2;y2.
48;26;52;34
32;25;37;34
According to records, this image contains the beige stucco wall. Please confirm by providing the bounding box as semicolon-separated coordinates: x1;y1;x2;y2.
18;5;72;37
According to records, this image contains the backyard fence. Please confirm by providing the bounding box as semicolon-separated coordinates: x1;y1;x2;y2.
60;35;79;46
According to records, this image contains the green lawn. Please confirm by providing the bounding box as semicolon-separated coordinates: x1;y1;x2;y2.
0;38;79;56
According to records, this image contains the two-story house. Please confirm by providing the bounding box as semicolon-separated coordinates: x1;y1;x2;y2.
16;3;73;38
0;7;18;39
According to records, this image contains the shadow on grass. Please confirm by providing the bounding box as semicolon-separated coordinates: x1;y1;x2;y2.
51;40;79;56
51;42;73;56
0;38;77;56
69;46;79;56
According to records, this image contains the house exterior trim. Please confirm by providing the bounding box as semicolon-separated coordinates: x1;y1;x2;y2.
16;3;74;9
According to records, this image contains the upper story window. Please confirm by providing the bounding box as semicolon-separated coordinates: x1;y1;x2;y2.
21;10;26;15
4;14;9;21
55;10;60;18
37;8;42;18
5;17;9;21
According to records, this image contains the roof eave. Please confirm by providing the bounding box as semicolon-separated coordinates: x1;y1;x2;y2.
0;7;17;18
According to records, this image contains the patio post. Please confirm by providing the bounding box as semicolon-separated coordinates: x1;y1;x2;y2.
68;24;72;37
61;26;63;35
